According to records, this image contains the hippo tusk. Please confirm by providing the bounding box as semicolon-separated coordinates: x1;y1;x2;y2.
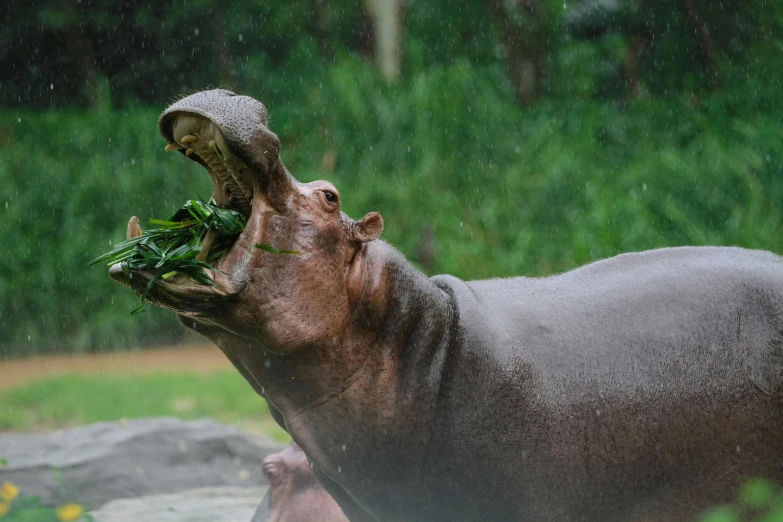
196;228;217;261
126;216;142;240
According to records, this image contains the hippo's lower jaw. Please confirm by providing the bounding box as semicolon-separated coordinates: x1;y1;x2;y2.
108;262;237;313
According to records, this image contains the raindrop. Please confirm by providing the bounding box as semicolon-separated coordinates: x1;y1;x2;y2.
264;359;271;369
28;335;31;341
194;28;200;36
17;118;21;123
342;444;346;451
338;466;342;473
239;34;243;42
50;83;54;90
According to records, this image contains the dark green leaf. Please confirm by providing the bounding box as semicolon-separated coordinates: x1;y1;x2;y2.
254;243;301;255
91;199;248;315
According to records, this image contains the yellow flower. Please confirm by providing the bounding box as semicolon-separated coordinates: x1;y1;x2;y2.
0;482;18;502
56;503;84;522
0;501;9;517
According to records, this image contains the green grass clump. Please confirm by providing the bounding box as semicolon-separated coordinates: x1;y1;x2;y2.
0;371;288;442
89;199;247;314
701;479;783;522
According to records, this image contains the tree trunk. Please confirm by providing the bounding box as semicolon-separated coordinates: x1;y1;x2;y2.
680;0;721;88
624;36;643;98
63;0;102;108
364;0;403;83
214;13;235;89
486;0;547;107
313;0;333;58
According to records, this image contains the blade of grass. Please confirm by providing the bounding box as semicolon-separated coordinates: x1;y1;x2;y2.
254;243;301;255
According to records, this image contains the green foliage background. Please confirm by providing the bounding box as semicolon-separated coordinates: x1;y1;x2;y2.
1;0;783;356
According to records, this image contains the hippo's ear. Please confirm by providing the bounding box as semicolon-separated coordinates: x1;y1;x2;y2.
349;212;384;243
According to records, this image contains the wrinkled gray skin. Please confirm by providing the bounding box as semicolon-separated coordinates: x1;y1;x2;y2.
109;89;783;522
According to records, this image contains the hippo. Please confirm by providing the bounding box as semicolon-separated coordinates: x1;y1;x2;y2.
252;443;348;522
107;89;783;521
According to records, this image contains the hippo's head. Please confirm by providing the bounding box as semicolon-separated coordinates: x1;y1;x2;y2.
109;89;385;354
252;443;348;522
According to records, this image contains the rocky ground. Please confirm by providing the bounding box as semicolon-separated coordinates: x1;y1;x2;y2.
0;417;282;521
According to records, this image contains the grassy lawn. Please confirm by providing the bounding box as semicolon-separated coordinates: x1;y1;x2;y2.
0;371;289;443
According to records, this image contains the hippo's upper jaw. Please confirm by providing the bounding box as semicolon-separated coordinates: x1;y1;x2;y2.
108;89;295;313
158;89;290;214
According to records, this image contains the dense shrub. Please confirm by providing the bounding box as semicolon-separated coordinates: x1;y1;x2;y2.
2;58;783;356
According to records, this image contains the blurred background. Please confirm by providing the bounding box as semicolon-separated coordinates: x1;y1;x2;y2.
0;0;782;436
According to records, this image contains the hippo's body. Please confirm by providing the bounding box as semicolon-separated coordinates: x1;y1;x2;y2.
285;244;783;522
107;89;783;522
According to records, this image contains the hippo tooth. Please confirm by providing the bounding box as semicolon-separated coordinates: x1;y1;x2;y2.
208;140;216;149
164;142;184;152
196;229;217;261
185;148;195;157
181;134;198;144
126;216;142;240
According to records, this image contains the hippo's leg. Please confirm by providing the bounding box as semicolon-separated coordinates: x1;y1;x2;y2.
250;489;272;522
311;466;378;522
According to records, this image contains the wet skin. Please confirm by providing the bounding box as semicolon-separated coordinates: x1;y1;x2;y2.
252;443;348;522
109;89;783;521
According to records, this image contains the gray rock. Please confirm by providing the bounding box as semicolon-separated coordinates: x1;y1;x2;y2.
0;417;282;509
89;486;268;522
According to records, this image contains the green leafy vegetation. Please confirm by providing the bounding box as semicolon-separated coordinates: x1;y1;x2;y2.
701;479;783;522
0;480;90;521
254;243;300;255
0;371;288;442
2;60;783;356
89;199;247;314
1;0;783;356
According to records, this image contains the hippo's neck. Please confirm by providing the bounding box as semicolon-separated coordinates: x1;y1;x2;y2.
256;240;455;410
264;241;458;485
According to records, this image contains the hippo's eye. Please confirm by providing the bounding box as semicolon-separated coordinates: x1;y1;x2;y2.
263;463;280;483
324;191;338;203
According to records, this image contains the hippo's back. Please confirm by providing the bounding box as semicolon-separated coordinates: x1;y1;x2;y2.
430;246;783;521
462;246;783;398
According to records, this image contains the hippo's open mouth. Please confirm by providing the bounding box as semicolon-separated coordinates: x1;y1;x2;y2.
108;89;287;312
